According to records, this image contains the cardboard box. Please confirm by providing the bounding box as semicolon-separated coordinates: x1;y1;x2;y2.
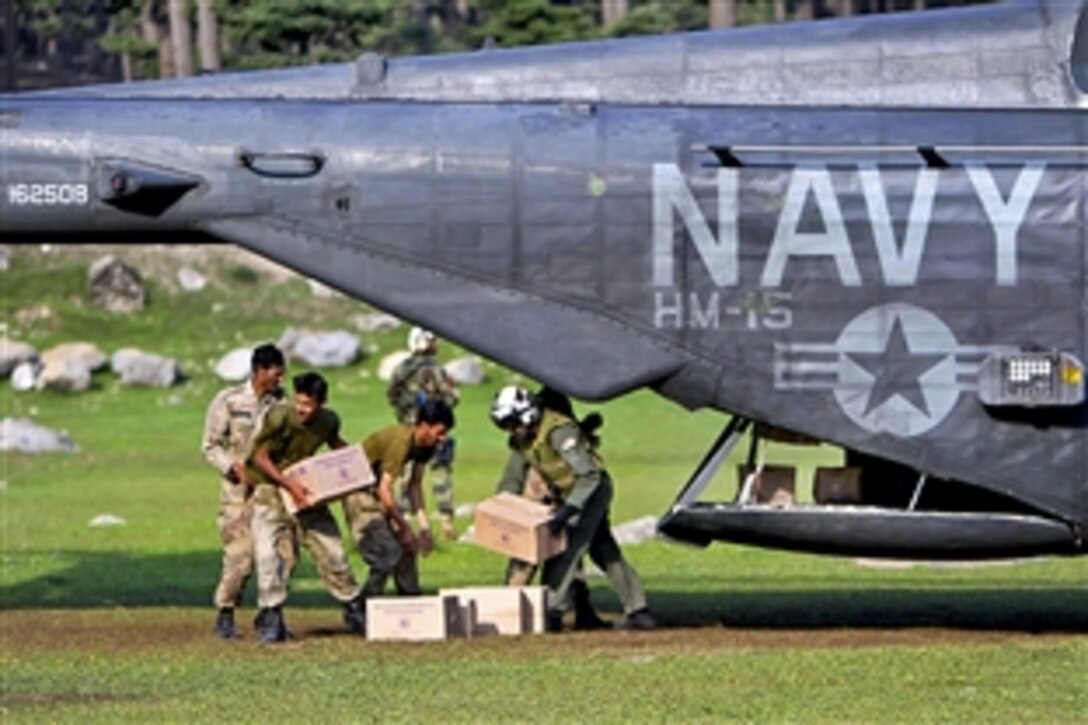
366;595;469;642
736;465;796;507
473;493;567;564
813;466;863;505
440;586;547;636
280;444;376;515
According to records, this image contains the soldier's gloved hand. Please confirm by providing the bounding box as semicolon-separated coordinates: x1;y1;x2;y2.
547;504;578;536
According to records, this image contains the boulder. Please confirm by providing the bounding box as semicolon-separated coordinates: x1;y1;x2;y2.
0;418;79;453
611;516;659;546
279;328;361;368
378;350;411;382
118;352;182;388
88;514;126;527
0;339;37;377
307;279;340;298
87;255;146;313
110;347;144;376
444;356;487;386
0;245;9;272
214;348;252;382
41;342;107;372
351;312;402;334
177;265;208;292
10;361;41;392
37;358;92;392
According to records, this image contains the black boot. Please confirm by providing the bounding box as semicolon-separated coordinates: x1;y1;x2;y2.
343;597;366;635
571;581;610;631
255;607;288;643
214;607;239;640
546;611;565;633
616;607;657;631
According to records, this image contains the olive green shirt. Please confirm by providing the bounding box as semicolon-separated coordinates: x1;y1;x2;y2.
363;424;432;481
246;404;342;501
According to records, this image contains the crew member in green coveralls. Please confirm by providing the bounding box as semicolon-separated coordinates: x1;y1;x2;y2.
489;386;656;632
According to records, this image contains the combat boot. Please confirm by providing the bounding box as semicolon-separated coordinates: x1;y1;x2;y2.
546;611;565;633
571;580;610;631
343;597;366;635
214;607;239;640
616;608;657;631
255;607;288;643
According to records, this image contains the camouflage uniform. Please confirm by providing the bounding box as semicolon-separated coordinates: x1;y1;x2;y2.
521;409;647;617
201;381;280;609
247;405;361;609
387;353;459;525
342;424;433;598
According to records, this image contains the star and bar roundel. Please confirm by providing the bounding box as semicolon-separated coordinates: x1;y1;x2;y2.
774;303;1011;438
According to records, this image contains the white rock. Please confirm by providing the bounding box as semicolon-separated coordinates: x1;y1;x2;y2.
351;312;402;333
378;351;411;382
119;353;182;388
307;279;340;298
37;358;91;392
110;347;144;376
457;524;475;545
454;503;476;518
0;246;9;272
0;480;7;491
87;255;146;313
177;265;208;292
88;514;126;527
214;348;252;382
280;329;361;368
444;356;487;386
0;418;79;453
10;361;41;391
0;339;37;377
41;342;107;372
611;516;659;546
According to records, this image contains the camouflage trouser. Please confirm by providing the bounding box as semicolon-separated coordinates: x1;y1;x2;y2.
542;475;647;616
213;499;254;609
251;491;361;609
342;490;420;597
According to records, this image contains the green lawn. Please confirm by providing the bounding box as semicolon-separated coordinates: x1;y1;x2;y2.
2;248;1086;722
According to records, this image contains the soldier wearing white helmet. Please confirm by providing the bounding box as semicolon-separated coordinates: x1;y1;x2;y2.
387;327;460;538
490;385;655;632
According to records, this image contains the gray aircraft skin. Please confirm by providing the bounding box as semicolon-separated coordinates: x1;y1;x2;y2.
3;0;1088;559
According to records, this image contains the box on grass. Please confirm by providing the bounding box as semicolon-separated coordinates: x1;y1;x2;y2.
440;586;547;636
365;595;470;642
813;466;863;504
736;465;796;507
279;444;375;515
473;493;567;564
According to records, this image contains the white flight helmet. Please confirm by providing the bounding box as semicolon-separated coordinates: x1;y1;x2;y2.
408;326;437;354
490;386;540;429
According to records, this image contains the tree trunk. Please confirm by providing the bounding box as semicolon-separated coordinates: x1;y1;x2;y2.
774;0;787;22
794;0;814;21
141;1;174;79
602;0;629;26
708;0;737;29
168;0;193;77
196;0;220;73
914;0;927;11
838;0;853;17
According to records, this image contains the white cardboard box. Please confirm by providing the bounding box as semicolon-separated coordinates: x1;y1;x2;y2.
473;493;567;564
365;595;469;642
280;444;375;515
440;586;547;636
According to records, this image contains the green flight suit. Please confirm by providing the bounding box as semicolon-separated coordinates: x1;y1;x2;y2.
523;410;647;616
247;404;361;609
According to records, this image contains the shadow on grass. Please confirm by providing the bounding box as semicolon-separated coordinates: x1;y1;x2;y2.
4;549;1086;633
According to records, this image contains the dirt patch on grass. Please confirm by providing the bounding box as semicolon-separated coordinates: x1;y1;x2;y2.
3;608;1078;660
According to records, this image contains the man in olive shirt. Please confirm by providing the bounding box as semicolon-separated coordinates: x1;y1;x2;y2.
201;343;285;639
248;372;365;643
490;386;655;632
342;399;455;601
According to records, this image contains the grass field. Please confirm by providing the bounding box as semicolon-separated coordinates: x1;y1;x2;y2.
2;247;1086;722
